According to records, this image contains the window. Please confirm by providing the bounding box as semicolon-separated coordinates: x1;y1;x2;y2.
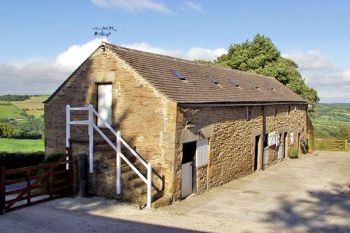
172;69;186;81
246;107;252;121
250;81;260;90
274;106;277;117
208;76;219;85
288;105;291;115
229;78;241;88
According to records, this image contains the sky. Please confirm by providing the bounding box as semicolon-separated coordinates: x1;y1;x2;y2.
0;0;350;103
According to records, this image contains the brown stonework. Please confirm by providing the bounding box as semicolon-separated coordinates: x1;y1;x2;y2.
45;47;177;203
173;104;307;200
45;43;308;206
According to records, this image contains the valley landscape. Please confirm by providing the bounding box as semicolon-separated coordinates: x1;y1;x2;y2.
0;94;349;153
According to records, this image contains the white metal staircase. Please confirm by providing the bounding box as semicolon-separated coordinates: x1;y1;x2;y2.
65;104;153;208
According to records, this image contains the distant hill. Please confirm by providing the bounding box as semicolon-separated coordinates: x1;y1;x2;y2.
313;103;350;139
0;95;48;119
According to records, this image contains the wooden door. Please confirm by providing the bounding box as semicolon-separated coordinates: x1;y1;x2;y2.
181;162;193;198
97;84;112;127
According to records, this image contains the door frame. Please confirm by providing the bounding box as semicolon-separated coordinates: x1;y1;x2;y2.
181;139;209;198
181;141;196;198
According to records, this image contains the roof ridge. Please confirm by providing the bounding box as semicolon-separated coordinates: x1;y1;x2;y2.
105;42;276;80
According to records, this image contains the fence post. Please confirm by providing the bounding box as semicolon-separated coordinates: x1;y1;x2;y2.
147;163;152;208
116;131;121;195
0;159;5;215
88;104;94;173
49;167;53;198
26;170;31;206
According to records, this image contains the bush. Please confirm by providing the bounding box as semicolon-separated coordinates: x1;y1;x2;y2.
11;131;42;139
0;123;15;138
7;117;44;139
44;153;64;163
0;151;45;169
289;146;299;159
0;95;30;101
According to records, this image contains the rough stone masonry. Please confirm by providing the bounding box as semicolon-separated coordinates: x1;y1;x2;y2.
44;43;308;206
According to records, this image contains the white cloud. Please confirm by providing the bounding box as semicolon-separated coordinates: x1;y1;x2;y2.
55;39;102;69
0;39;101;95
286;50;350;103
91;0;171;13
184;1;203;12
123;42;226;61
0;40;225;95
0;61;71;95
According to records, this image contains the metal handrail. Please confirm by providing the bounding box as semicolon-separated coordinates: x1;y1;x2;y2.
66;104;152;208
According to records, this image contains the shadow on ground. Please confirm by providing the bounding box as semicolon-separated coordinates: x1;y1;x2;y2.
1;199;208;233
263;183;350;233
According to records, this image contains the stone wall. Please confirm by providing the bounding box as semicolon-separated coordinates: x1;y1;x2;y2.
45;44;307;205
173;104;307;200
45;46;178;201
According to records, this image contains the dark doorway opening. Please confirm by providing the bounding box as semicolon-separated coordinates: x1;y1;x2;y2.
181;141;197;198
284;133;288;158
182;142;196;164
254;135;260;171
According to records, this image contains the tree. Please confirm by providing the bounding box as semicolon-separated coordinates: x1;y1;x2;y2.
216;34;319;112
338;125;350;140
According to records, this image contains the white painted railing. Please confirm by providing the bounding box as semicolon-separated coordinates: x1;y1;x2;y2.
66;104;152;208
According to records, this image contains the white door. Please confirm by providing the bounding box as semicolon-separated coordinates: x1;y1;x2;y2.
97;84;112;127
196;139;208;167
181;162;193;198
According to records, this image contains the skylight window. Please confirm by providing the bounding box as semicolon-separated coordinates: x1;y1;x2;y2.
208;76;219;85
172;69;186;81
229;78;241;88
250;81;259;90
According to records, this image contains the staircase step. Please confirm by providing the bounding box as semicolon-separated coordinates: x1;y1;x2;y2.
121;170;139;180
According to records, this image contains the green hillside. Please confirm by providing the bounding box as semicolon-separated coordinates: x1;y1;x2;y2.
0;102;25;119
0;95;48;153
313;103;350;139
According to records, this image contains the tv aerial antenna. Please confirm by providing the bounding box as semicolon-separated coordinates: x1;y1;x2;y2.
93;26;117;42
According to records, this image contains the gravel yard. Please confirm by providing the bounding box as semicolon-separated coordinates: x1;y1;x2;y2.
1;151;350;233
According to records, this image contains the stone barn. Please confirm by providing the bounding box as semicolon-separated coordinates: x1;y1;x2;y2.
44;42;307;207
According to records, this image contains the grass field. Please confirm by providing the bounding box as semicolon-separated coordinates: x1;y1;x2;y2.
12;95;47;118
0;138;44;153
0;101;25;119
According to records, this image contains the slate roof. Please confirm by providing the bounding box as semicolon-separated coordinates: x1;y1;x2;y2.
46;43;306;104
106;43;305;104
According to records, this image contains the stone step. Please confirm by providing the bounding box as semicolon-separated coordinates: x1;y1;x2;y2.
121;169;139;180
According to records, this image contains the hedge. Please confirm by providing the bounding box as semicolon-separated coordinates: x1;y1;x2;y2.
0;151;45;169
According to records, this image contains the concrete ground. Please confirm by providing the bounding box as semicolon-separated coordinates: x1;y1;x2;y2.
1;151;350;233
